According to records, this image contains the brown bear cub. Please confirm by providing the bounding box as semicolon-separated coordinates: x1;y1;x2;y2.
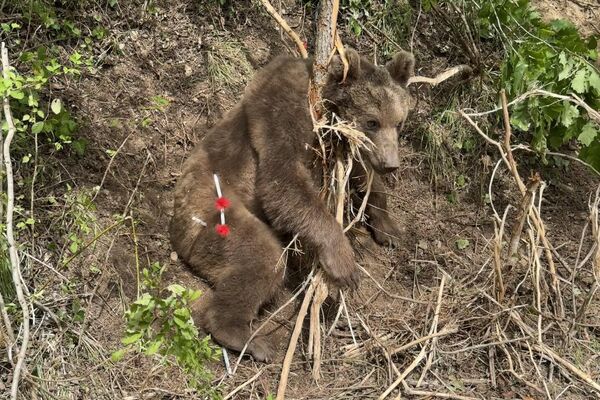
169;48;414;362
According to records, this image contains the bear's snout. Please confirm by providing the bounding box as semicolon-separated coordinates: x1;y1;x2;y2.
370;129;399;174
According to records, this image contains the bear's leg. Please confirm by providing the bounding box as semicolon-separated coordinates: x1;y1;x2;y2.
350;166;403;247
199;207;285;362
366;174;404;247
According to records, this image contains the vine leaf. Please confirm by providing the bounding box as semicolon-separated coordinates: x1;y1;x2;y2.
571;69;588;93
578;123;598;147
560;101;579;127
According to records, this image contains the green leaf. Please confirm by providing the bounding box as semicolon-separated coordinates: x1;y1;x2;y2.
188;289;202;302
134;293;153;306
146;338;163;355
571;69;588;93
589;70;600;93
51;98;62;114
456;239;470;250
121;331;143;345
9;90;24;100
167;284;186;296
560;101;579;127
578;123;598;147
111;348;126;362
31;122;44;135
557;52;574;80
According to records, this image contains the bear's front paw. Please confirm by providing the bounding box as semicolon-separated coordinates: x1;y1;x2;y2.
319;238;360;290
370;214;403;248
247;335;276;363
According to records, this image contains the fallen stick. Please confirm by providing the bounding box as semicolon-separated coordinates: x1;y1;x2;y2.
378;274;448;399
402;381;479;400
2;41;31;400
389;325;458;357
508;174;541;261
224;369;264;400
275;275;317;400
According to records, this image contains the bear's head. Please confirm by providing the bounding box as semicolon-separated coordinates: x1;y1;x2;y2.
323;48;415;174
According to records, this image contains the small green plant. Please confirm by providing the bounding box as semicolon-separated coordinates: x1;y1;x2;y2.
60;185;97;260
456;238;470;250
113;262;221;398
475;0;600;168
0;46;87;155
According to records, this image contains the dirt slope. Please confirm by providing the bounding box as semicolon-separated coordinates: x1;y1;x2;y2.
20;0;600;399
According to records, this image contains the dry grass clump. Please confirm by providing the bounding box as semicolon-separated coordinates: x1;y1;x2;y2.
205;38;254;89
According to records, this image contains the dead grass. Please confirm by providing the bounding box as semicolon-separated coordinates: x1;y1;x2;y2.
206;38;254;89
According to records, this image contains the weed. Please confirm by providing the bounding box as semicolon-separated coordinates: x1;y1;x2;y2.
114;262;221;398
206;39;254;89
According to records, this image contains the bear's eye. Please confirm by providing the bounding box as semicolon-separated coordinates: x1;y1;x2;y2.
365;120;379;130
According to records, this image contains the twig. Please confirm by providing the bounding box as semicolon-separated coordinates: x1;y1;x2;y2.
464;88;600;125
62;217;129;267
275;272;317;400
389;324;458;356
531;343;600;396
508;175;541;261
92;133;131;202
417;273;448;387
407;64;472;87
259;0;308;59
2;41;31;400
309;148;347;380
378;275;447;399
401;381;479;400
224;369;264;400
378;347;427;400
344;168;374;233
357;263;428;304
231;268;313;375
493;207;511;302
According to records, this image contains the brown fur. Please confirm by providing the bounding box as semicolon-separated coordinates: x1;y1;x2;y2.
169;49;414;361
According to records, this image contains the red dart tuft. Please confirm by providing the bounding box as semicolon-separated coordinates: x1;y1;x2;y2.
216;224;230;237
215;196;231;211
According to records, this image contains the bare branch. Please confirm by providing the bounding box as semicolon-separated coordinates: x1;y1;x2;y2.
258;0;308;59
2;41;31;400
408;64;472;87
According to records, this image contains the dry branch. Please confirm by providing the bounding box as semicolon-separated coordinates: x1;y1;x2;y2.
389;324;458;356
258;0;308;59
2;41;31;400
269;0;358;395
407;64;472;87
461;91;565;316
378;274;448;399
508;174;541;261
276;274;316;400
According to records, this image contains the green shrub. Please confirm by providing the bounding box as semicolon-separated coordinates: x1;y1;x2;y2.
479;0;600;167
113;262;221;398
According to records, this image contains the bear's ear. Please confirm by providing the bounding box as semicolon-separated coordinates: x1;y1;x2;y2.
386;51;415;87
328;48;361;82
